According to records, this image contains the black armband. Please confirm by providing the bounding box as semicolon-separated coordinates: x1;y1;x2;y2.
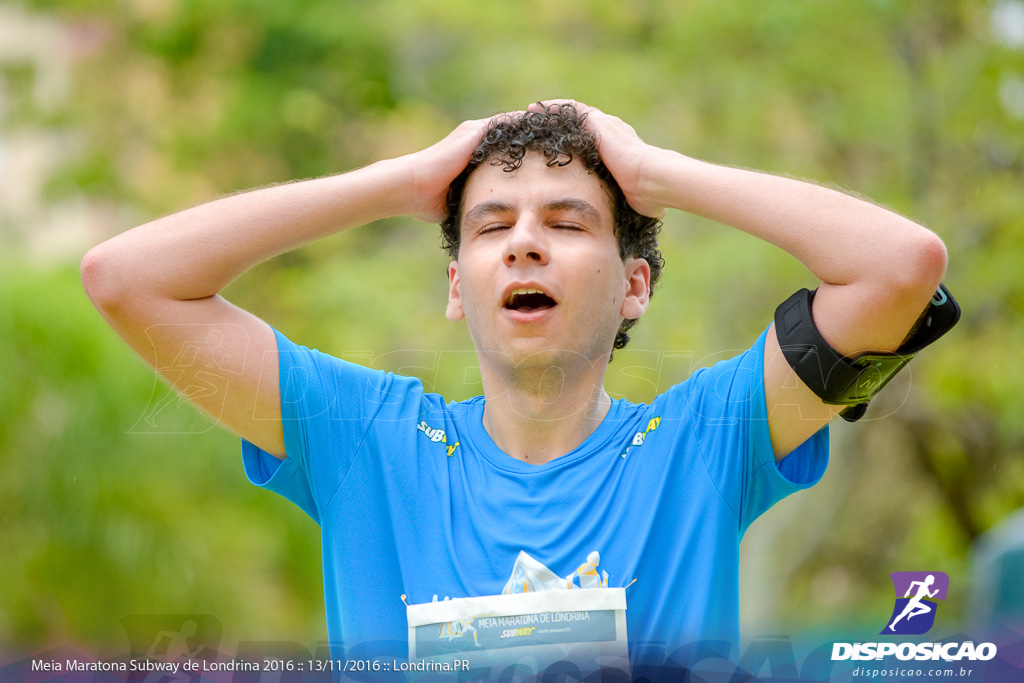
773;283;960;422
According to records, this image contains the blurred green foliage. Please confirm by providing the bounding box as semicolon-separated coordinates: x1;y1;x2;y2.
2;0;1023;653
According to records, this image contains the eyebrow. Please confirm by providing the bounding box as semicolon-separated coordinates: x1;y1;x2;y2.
463;201;515;226
462;198;604;227
545;198;603;225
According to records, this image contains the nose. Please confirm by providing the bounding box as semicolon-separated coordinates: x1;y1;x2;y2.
503;217;549;267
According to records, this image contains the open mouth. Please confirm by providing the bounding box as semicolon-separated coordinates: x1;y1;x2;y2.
504;288;557;313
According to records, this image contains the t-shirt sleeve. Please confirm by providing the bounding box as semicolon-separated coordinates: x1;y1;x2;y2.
684;326;829;535
239;328;399;524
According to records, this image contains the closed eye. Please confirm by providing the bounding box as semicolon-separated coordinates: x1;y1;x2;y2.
478;223;512;235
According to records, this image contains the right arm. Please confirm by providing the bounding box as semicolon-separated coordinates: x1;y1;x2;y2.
81;118;489;459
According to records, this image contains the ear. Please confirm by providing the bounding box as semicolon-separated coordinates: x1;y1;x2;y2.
621;257;651;320
446;260;465;321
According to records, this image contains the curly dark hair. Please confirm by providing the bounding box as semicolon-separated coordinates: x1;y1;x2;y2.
441;103;664;352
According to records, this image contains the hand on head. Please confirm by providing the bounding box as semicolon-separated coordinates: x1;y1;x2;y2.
402;102;667;224
528;99;668;219
400;111;523;224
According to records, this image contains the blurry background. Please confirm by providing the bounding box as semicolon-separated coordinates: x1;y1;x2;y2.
2;0;1023;658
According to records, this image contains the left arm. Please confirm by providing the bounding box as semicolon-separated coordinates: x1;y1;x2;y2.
644;153;946;460
539;101;947;459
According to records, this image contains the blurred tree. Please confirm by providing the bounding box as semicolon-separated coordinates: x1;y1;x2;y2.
2;0;1022;653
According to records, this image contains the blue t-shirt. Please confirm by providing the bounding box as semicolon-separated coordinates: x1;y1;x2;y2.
241;326;828;663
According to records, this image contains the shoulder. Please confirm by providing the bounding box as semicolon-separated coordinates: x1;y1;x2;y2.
655;329;769;417
272;329;449;428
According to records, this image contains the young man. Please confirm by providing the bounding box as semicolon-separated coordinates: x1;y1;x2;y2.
82;101;948;668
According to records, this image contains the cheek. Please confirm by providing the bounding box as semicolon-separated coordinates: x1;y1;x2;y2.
455;269;490;312
594;259;627;296
575;265;626;320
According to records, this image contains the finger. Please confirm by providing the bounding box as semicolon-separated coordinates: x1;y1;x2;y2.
453;113;507;141
491;109;526;122
528;99;594;116
449;110;526;151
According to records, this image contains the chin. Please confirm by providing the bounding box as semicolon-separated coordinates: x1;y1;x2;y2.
498;342;608;373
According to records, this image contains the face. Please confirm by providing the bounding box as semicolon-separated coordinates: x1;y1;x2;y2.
446;153;650;376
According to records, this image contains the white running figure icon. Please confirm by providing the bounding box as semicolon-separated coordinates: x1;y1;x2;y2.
888;574;940;631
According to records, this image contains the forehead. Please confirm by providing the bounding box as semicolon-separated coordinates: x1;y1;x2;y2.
460;154;614;225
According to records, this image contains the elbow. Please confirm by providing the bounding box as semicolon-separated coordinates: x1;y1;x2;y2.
918;229;948;288
891;227;948;297
81;242;130;314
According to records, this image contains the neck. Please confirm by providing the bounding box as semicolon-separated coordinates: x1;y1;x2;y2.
477;352;613;465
